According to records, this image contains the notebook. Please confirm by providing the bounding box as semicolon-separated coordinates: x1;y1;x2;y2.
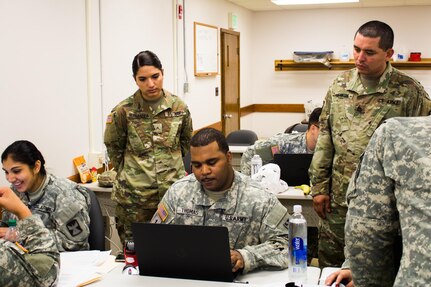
131;223;235;282
273;153;313;186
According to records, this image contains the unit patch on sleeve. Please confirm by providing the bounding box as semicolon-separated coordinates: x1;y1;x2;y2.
66;219;83;236
106;113;113;124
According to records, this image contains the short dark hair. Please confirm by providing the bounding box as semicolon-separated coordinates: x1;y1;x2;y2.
355;20;394;50
190;128;229;154
1;140;47;176
308;107;322;129
132;50;163;77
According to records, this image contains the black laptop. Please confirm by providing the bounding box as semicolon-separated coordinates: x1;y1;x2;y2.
273;153;313;186
132;223;234;282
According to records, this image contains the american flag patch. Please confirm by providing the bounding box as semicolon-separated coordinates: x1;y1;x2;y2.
106;114;113;124
157;203;169;222
271;145;280;155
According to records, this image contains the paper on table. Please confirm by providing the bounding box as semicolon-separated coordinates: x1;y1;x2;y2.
57;250;117;287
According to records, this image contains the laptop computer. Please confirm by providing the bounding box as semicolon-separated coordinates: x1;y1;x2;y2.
273;153;313;186
132;223;235;282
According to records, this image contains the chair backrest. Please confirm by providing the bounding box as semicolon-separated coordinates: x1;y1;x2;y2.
226;130;258;146
285;123;308;133
87;188;105;251
182;151;192;175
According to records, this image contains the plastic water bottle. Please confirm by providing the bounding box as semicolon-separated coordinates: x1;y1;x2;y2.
4;219;20;242
288;205;307;283
251;154;262;176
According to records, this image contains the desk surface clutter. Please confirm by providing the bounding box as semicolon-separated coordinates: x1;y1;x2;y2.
57;251;342;287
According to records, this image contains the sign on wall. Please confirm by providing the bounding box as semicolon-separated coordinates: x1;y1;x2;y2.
194;22;218;76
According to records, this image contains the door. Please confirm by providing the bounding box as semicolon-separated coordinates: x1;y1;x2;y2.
220;28;240;136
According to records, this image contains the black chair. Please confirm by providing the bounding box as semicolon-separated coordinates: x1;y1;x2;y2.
285;123;308;133
87;189;106;251
226;130;258;146
182;151;192;175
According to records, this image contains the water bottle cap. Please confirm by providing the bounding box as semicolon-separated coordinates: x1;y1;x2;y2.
7;219;17;227
293;205;302;213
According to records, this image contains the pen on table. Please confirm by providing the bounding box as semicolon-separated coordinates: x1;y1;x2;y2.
15;242;29;253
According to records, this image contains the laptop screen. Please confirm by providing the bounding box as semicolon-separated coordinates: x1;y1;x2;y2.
273;153;313;187
132;223;234;282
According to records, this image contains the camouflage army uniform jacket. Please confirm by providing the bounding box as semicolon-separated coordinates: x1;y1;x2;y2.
241;132;308;175
309;63;431;206
345;116;431;286
2;174;91;252
0;215;59;287
154;171;290;273
104;89;193;207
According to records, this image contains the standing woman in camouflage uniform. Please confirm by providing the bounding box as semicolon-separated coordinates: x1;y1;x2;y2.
104;50;193;243
1;140;91;251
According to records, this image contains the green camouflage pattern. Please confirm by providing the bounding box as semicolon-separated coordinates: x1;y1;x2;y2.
115;203;156;243
154;171;290;273
0;215;60;287
104;89;193;241
309;63;431;267
241;132;309;175
2;174;90;252
345;116;431;287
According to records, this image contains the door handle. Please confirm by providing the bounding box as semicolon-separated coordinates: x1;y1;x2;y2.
223;114;232;119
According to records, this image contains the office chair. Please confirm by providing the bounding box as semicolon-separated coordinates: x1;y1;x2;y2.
182;151;192;175
87;188;106;251
284;123;308;133
226;129;258;146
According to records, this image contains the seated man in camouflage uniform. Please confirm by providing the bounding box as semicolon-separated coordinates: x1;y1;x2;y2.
152;128;290;274
241;107;321;175
0;186;59;287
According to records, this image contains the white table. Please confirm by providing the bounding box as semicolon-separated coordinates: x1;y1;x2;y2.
91;264;322;287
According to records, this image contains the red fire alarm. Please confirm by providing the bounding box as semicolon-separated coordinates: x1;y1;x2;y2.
178;4;183;20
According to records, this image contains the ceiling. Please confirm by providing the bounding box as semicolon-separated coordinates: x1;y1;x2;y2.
226;0;431;11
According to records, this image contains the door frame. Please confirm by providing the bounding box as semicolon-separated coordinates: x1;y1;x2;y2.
220;28;240;136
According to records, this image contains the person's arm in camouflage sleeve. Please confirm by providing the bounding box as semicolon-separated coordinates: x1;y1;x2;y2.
241;137;279;176
0;187;59;287
49;186;91;251
345;123;398;286
240;145;255;176
104;107;128;171
408;82;431;116
309;88;334;218
236;199;290;273
180;108;193;157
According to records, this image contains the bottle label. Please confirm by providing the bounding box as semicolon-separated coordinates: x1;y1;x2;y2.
291;237;307;265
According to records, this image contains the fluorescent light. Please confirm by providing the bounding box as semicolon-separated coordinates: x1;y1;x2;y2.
272;0;359;5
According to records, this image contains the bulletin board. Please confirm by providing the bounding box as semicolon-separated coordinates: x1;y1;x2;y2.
194;22;218;76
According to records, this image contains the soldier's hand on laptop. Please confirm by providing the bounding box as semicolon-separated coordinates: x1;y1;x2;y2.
230;250;244;272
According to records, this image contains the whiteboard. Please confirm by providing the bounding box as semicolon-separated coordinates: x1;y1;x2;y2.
194;22;218;76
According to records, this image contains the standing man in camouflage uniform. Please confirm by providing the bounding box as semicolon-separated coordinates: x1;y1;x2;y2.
0;186;59;287
241;107;322;176
152;128;290;273
104;50;193;243
309;20;431;268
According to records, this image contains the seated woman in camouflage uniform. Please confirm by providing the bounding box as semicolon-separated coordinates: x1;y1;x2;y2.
0;140;91;251
0;186;59;287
